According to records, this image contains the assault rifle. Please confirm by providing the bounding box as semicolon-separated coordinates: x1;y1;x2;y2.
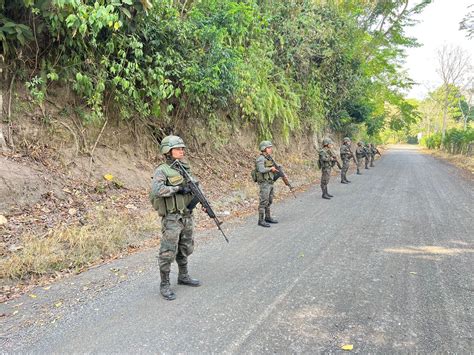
267;156;296;199
329;150;343;170
170;160;229;243
348;147;358;164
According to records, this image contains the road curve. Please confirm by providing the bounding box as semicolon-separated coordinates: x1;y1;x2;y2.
3;145;473;353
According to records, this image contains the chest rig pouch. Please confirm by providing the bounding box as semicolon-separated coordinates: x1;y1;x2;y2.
256;158;275;183
153;164;194;217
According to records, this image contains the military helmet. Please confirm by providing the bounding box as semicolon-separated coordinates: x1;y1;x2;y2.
343;137;351;143
322;138;333;146
160;135;186;155
358;141;363;146
259;140;273;152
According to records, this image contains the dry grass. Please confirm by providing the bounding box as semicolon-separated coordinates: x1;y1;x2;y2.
1;208;159;281
421;148;474;174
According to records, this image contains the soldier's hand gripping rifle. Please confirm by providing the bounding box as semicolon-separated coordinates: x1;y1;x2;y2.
349;148;358;164
268;156;296;199
329;150;343;170
170;160;229;243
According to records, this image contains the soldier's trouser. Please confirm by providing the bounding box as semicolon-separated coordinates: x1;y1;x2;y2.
370;154;375;166
258;181;274;214
320;167;331;189
356;157;363;172
365;157;369;168
341;159;349;181
158;213;194;274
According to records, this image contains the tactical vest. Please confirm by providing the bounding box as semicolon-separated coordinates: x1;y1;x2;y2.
340;145;350;160
152;163;194;217
319;148;332;169
256;156;275;183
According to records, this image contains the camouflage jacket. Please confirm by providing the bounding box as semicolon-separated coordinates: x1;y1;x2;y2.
255;154;275;182
340;144;353;161
150;159;196;216
319;147;332;169
355;146;366;158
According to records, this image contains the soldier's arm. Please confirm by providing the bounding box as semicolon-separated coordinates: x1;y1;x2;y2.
151;168;180;197
256;156;272;173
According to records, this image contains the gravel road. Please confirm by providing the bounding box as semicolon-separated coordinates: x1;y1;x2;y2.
1;145;473;353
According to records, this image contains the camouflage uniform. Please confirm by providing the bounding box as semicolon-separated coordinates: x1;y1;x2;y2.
151;160;195;275
364;144;371;169
355;142;365;175
340;137;353;183
255;145;278;227
369;144;380;167
150;135;200;301
319;138;335;199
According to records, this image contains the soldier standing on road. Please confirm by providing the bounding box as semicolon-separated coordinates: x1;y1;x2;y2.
355;141;365;175
369;143;381;167
319;138;337;199
364;143;371;170
340;137;354;184
150;135;201;301
255;141;280;228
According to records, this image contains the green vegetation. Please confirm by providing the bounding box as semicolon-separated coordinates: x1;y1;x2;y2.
2;0;431;141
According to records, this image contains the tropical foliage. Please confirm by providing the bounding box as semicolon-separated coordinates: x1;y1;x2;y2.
1;0;431;140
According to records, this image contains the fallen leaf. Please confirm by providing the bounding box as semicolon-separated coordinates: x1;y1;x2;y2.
341;344;353;351
409;272;417;275
54;302;62;308
29;294;37;298
125;204;137;210
12;310;19;315
0;215;7;225
43;286;51;290
104;174;114;181
68;208;77;216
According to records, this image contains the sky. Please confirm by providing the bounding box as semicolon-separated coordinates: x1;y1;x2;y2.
403;0;474;99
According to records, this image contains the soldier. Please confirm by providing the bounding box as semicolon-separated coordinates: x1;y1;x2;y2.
355;141;366;175
340;137;355;184
364;143;371;169
369;143;381;167
150;135;201;301
255;141;279;227
319;138;337;199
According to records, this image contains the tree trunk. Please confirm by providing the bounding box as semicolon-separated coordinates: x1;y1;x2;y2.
0;88;10;153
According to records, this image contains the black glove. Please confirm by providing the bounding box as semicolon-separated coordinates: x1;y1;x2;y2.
177;185;192;194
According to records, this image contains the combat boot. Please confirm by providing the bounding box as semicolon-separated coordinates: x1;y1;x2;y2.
160;271;176;301
264;208;278;224
326;187;334;198
177;266;201;287
322;186;331;199
258;211;271;227
356;168;362;175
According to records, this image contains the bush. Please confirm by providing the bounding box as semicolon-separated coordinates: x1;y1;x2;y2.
420;133;442;149
443;128;474;155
